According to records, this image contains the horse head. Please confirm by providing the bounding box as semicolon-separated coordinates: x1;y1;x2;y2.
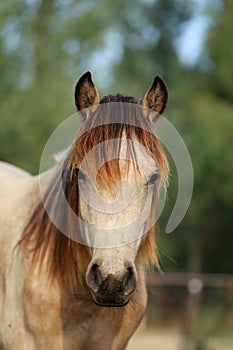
72;72;168;306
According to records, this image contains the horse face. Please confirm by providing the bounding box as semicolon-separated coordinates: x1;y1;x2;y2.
74;71;168;306
79;144;159;306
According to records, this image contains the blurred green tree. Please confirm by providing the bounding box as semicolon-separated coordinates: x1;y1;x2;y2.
153;2;233;344
207;0;233;102
0;0;112;172
0;0;193;172
111;0;193;94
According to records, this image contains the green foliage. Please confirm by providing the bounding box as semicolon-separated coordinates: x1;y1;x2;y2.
111;0;193;94
207;0;233;101
161;81;233;273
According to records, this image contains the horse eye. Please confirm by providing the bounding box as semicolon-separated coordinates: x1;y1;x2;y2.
79;170;86;181
148;172;160;185
73;166;85;181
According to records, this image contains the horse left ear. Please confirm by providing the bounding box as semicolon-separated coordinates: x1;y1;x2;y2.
142;75;168;115
74;71;100;111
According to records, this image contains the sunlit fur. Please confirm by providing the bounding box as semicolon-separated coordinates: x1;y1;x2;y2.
18;94;169;291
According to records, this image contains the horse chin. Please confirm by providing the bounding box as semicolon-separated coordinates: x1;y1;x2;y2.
91;293;130;307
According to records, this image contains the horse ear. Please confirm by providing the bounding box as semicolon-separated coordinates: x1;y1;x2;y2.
74;71;100;111
142;75;168;115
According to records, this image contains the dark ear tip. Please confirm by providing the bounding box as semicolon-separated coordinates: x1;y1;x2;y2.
84;71;92;79
154;74;162;81
153;75;167;88
77;71;92;85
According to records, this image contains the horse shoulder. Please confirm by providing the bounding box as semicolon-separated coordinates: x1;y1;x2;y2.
0;238;64;349
0;162;31;179
0;169;38;284
0;171;41;349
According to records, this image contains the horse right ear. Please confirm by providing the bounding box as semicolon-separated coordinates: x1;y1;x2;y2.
74;71;100;112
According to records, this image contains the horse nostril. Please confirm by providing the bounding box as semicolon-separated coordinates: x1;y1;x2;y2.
86;262;103;293
122;266;132;287
92;264;100;286
122;266;137;296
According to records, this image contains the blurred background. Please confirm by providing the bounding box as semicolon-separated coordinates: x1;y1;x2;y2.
0;0;232;349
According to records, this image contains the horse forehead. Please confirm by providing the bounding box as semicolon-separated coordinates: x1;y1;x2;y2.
118;136;158;175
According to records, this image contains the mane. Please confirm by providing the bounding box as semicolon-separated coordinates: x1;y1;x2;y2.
18;94;169;291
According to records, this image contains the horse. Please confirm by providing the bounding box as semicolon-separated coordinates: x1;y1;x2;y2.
0;71;169;350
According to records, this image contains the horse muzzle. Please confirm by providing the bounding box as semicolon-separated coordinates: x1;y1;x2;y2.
86;262;137;307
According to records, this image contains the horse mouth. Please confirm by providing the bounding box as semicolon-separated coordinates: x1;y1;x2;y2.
90;290;130;307
92;296;130;307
